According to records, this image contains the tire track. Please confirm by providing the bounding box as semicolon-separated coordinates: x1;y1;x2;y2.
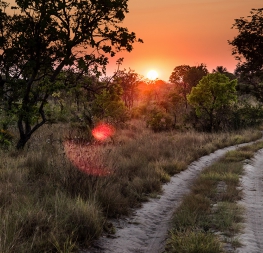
237;149;263;253
83;142;258;253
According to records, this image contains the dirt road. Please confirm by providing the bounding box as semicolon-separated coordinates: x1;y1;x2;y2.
84;143;257;253
237;149;263;253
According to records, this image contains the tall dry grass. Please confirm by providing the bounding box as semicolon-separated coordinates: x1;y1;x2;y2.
0;120;262;252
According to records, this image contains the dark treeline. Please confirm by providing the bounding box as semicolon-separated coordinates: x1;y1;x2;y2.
0;2;263;149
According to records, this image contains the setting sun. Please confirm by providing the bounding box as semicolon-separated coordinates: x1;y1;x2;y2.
147;70;158;80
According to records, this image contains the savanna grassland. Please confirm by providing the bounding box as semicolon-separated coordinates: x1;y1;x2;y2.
0;119;262;253
165;138;263;253
2;2;263;252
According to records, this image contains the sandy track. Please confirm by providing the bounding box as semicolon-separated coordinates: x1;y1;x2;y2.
237;149;263;253
84;144;254;253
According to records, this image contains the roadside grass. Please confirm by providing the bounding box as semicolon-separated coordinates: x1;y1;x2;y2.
165;140;263;253
166;229;222;253
0;120;262;252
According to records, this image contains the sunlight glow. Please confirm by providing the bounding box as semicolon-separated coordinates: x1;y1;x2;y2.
63;123;115;176
92;123;115;141
64;140;111;176
147;70;158;80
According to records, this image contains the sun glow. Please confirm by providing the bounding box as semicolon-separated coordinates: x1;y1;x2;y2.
92;123;115;141
63;122;115;176
64;140;111;176
147;70;158;80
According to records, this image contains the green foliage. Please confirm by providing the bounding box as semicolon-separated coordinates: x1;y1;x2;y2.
231;103;263;129
169;64;208;109
166;230;222;253
0;0;141;149
91;83;129;123
0;129;13;149
115;68;142;109
187;73;237;131
146;108;174;132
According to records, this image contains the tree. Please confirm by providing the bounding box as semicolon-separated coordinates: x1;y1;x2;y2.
184;63;208;88
169;65;191;108
187;73;237;132
212;66;228;74
228;8;263;100
115;69;142;109
165;89;184;126
91;81;128;123
169;64;208;108
169;65;191;84
212;66;236;80
229;8;263;72
0;0;142;149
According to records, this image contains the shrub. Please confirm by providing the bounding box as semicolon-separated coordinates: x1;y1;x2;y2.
230;103;263;130
146;108;174;132
0;129;13;149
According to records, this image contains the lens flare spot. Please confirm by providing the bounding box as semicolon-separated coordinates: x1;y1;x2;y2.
92;123;115;141
64;140;110;176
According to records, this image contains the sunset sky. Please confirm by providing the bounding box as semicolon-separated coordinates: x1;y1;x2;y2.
6;0;263;81
107;0;263;81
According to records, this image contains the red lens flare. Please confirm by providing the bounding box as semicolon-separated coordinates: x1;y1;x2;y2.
64;140;110;176
92;123;115;141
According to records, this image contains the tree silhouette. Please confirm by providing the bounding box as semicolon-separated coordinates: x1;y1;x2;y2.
169;64;208;108
212;66;227;73
0;0;142;149
213;66;236;80
229;8;263;101
229;8;263;72
115;69;142;109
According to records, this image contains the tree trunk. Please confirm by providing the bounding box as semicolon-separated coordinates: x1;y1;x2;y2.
16;116;46;149
16;134;30;149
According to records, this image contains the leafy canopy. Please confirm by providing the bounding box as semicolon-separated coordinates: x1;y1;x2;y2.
187;73;237;131
0;0;142;148
229;8;263;102
229;8;263;73
169;64;208;108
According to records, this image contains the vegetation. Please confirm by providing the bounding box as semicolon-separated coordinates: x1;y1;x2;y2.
0;120;262;252
187;73;237;131
229;8;263;102
169;64;208;108
0;0;142;149
1;2;263;252
165;140;263;253
229;8;263;73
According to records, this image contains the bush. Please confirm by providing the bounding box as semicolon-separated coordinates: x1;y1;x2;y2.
230;103;263;130
0;129;13;149
146;108;174;132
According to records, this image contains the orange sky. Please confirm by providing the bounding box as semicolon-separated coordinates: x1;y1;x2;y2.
6;0;263;81
106;0;263;81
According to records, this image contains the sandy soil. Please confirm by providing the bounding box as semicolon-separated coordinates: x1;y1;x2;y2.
83;141;263;253
237;149;263;253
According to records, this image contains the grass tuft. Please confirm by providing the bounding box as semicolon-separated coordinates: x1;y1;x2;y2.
165;229;223;253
